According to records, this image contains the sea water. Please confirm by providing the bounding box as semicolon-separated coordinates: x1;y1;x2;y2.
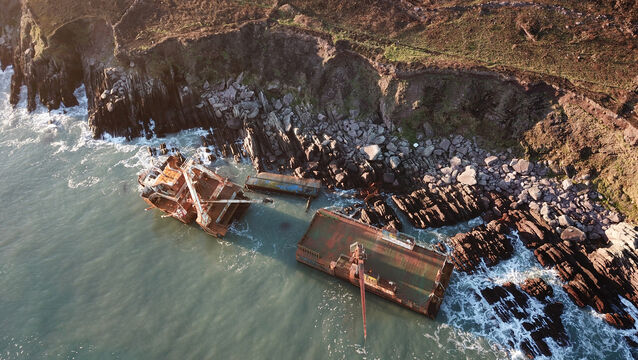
0;66;635;359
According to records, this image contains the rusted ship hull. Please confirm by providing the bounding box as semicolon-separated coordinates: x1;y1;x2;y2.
138;155;250;237
245;172;321;198
296;209;454;318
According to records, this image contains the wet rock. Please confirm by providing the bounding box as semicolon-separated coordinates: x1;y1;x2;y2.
520;278;554;300
479;283;568;358
447;220;512;272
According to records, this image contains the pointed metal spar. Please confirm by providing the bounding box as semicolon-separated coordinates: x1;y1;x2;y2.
202;198;274;204
354;243;367;340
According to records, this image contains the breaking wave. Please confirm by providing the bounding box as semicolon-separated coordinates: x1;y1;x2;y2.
440;232;637;359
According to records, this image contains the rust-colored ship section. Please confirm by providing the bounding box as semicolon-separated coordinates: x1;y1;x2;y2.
296;209;454;318
245;173;321;198
138;155;250;237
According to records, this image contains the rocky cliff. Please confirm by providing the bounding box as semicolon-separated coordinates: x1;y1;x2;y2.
1;1;637;355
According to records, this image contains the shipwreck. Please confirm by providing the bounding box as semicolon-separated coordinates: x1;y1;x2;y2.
138;155;255;237
296;208;454;335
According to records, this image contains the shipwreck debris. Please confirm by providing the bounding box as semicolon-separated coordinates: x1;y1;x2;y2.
138;155;254;237
296;209;454;329
245;172;321;198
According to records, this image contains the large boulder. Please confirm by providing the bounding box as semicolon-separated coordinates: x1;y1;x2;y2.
362;144;381;161
560;226;586;242
457;166;477;186
512;159;533;174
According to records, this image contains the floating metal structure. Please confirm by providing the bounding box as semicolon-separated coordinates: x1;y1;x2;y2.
296;209;454;320
138;155;252;237
245;172;321;198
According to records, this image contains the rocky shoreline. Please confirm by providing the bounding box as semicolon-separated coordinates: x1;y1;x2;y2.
187;75;637;356
2;7;637;356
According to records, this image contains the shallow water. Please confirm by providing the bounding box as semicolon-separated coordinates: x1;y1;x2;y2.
0;66;635;359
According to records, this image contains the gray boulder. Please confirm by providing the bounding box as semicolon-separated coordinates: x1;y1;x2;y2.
513;159;533;174
363;145;382;161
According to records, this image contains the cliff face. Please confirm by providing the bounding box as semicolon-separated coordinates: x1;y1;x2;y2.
0;0;637;218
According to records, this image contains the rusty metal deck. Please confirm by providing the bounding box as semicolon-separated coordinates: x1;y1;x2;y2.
139;156;249;237
296;209;453;317
245;172;321;198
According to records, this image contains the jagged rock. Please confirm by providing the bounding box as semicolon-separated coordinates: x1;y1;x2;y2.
362;144;381;161
457;166;477;186
386;142;397;153
383;172;395;184
605;222;638;248
624;125;638;146
389;156;401;169
447;219;512;272
512;159;533;174
226;117;242;130
558;214;573;227
373;135;385;144
283;93;293;106
392;184;487;228
341;195;402;232
450;156;462;168
561;226;586;242
521;278;553;300
422;121;434;138
439;138;451;151
423;145;435;157
479;283;568;358
562;179;573;191
484;155;499;167
529;186;542;201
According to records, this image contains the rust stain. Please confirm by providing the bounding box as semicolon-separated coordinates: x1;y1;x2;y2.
138;155;250;237
296;209;454;318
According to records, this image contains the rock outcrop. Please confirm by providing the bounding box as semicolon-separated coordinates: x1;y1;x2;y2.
479;281;568;358
445;219;513;273
391;184;488;228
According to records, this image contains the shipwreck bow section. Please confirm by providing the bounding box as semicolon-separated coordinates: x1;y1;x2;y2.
138;155;250;238
296;209;454;318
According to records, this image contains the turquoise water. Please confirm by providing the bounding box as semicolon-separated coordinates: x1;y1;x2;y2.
0;66;635;359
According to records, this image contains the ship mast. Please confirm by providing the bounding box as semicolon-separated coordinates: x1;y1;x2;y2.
352;243;367;340
180;160;211;226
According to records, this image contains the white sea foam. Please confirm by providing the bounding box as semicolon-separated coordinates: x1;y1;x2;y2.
440;231;637;359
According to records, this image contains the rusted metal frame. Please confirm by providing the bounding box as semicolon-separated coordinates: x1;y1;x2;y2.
215;191;237;224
